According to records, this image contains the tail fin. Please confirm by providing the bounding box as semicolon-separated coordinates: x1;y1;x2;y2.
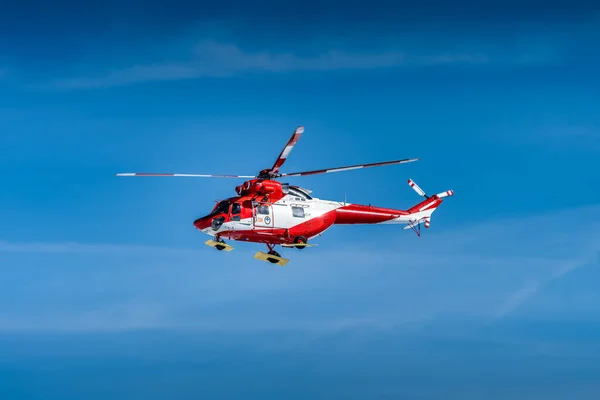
403;179;454;235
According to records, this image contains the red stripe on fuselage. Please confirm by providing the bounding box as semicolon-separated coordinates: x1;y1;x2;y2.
334;204;407;224
406;197;442;214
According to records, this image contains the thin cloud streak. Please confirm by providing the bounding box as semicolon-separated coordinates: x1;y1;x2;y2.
34;26;574;90
493;247;599;320
540;125;600;151
0;311;387;335
0;239;202;255
42;40;495;90
1;204;598;333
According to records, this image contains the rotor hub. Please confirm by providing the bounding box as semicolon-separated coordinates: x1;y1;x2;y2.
257;169;280;179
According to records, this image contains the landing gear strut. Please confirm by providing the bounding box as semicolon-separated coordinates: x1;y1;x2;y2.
214;236;227;251
265;243;281;262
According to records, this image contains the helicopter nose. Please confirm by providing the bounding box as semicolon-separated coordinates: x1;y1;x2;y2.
193;217;210;230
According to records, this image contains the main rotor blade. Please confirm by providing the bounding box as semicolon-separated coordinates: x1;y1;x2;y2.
269;126;304;173
115;173;256;178
279;158;419;177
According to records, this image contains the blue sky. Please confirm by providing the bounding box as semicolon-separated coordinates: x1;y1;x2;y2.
1;1;600;398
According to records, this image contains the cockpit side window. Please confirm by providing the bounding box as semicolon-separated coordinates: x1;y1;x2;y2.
231;202;241;221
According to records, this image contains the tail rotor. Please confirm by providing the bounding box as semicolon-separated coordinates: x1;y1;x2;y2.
405;179;454;235
408;179;454;200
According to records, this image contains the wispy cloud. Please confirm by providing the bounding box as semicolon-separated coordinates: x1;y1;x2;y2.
501;124;600;152
493;247;598;320
0;307;386;334
13;12;595;91
0;239;201;255
1;204;599;334
28;19;574;91
42;40;491;90
494;279;546;320
544;125;600;139
542;125;600;150
34;20;578;92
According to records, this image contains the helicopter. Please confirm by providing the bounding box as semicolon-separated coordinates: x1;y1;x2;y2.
116;126;453;266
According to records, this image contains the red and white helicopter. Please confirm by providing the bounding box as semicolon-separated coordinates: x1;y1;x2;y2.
116;126;453;265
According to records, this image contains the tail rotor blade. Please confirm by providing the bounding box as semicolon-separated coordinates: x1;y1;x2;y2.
435;190;454;198
408;179;427;197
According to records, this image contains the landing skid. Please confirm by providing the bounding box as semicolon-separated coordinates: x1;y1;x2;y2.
206;238;308;265
281;243;317;248
254;251;289;266
205;239;234;251
254;243;290;266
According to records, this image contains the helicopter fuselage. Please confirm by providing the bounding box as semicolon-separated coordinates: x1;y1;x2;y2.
192;179;441;245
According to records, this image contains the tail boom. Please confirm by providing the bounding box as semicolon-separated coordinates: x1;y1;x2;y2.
325;177;453;233
332;199;442;226
332;189;452;226
334;204;408;224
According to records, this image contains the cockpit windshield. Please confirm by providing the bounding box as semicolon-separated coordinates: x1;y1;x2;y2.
209;201;230;216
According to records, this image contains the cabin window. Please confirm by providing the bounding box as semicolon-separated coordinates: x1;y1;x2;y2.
257;205;270;215
292;206;305;218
